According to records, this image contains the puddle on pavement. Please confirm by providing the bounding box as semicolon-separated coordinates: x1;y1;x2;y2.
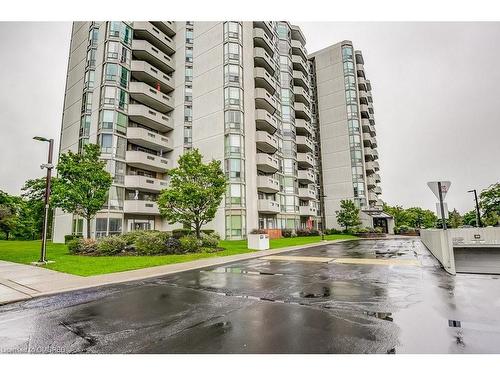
293;286;331;299
204;267;284;276
364;311;393;322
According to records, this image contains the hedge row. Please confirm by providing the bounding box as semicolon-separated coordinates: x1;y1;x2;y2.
67;230;221;256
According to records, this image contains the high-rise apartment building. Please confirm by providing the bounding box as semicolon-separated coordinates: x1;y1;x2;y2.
310;41;385;230
53;21;389;243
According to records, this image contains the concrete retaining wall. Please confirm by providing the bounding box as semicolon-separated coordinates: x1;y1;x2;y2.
449;227;500;247
420;229;456;274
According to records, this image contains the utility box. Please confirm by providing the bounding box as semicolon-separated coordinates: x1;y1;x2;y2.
247;233;270;250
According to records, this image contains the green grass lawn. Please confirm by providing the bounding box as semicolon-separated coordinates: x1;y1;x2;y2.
0;234;357;277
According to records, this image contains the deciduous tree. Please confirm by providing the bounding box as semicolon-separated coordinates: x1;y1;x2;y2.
157;149;227;239
51;144;112;239
336;199;361;232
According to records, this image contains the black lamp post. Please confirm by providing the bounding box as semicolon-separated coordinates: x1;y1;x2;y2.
33;136;54;264
467;189;482;228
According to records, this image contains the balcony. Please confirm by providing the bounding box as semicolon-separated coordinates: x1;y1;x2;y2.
255;88;277;114
129;81;174;114
292;54;308;75
123;200;160;215
295;118;313;136
256;131;278;154
360;104;369;116
373;186;382;195
299;205;317;217
255;109;278;134
373;160;380;171
369;125;376;137
294;102;312;121
253;27;274;56
127;127;172;152
257;199;280;214
366;80;372;91
363;133;375;148
293;70;308;89
133;22;175;55
254;47;276;75
290;24;306;45
254;67;277;95
298;170;315;184
128;104;173;132
373;149;379;160
124;175;168;193
366;176;376;188
150;21;176;38
257;176;280;193
365;161;375;173
361;118;371;132
293;86;311;106
131;60;174;93
374;173;381;183
132;39;175;74
296;135;314;153
297;152;315;168
364;147;374;161
256;153;279;173
368;192;377;202
126;150;169;173
298;188;316;200
291;39;307;61
253;21;274;38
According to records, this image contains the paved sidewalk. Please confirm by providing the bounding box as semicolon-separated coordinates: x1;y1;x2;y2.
0;238;358;305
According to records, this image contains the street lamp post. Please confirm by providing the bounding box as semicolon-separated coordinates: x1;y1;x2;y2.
468;189;482;228
319;194;327;240
34;136;54;264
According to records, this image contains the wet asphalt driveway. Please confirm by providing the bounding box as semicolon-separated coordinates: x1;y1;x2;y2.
1;238;500;354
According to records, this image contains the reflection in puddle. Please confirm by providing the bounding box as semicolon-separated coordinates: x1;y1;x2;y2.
365;311;393;322
205;267;284;276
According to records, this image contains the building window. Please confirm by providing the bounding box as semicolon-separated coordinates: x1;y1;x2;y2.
185;67;193;82
224;87;243;107
184;127;192;144
185;47;193;62
224;110;243;132
99;133;113;154
227;184;245;205
108;21;132;46
79;115;91;137
84;69;95;89
224;42;242;63
184;105;193;123
225;214;246;238
225;158;244;180
86;48;96;68
224;134;243;156
224;22;242;42
224;64;243;86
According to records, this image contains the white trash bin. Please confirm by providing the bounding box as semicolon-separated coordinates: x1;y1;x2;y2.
247;233;270;250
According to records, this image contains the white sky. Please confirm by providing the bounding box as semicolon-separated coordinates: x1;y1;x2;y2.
0;21;499;213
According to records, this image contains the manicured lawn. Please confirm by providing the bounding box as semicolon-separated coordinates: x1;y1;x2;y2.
0;234;357;277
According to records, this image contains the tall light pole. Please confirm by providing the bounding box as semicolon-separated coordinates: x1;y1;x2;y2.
468;189;482;228
319;194;327;240
34;136;54;264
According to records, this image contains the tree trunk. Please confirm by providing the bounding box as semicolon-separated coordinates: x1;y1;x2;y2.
195;222;201;239
86;218;91;239
6;231;9;240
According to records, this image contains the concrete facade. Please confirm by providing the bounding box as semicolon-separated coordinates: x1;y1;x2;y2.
310;41;383;228
53;22;385;242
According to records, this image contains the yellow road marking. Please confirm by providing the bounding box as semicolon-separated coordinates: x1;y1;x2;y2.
262;255;334;263
331;258;420;267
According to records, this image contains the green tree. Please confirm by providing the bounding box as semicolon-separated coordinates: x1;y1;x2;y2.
21;177;57;239
157;149;227;239
336;199;361;232
51;144;112;239
0;190;20;240
383;204;409;227
462;210;477;226
448;208;463;228
480;183;499;226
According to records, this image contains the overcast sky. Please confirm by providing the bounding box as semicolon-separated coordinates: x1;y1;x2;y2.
0;22;499;213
